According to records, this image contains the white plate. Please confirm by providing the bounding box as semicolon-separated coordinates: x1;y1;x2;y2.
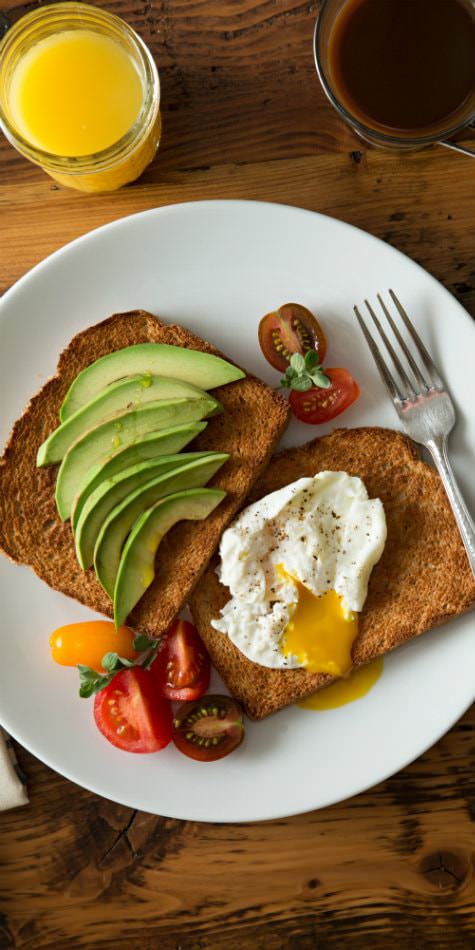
1;200;474;822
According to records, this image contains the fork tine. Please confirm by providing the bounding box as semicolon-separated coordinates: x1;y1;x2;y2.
354;306;404;402
377;293;430;391
364;299;417;400
389;289;445;390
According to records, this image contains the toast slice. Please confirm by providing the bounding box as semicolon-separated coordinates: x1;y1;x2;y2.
0;310;289;637
189;427;475;719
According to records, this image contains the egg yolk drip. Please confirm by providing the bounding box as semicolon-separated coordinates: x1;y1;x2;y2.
298;658;383;710
278;567;358;676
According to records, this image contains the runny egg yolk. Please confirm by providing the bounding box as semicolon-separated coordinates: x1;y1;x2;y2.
298;658;383;710
278;566;358;676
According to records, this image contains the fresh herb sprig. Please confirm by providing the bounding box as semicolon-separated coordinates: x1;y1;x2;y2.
280;351;331;392
78;633;161;698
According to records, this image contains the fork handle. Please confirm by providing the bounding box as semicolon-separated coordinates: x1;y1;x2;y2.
426;436;475;579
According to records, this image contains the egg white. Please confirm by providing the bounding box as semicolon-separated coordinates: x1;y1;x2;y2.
211;471;387;670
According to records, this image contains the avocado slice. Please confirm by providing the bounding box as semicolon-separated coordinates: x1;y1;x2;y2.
60;343;245;421
75;451;228;569
56;397;217;521
70;421;208;529
113;487;226;628
38;374;218;466
94;455;228;598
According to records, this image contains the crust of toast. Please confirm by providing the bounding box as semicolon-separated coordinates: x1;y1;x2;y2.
189;426;475;719
0;310;290;636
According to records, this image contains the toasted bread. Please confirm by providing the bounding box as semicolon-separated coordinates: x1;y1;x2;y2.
0;310;290;636
189;427;475;719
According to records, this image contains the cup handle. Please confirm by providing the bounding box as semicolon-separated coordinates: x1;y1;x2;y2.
440;124;475;158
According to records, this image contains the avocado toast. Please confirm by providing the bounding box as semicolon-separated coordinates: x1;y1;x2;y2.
0;309;290;636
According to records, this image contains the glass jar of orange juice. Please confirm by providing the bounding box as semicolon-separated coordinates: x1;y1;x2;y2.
0;2;160;192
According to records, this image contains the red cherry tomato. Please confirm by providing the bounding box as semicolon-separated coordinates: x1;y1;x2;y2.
93;668;172;754
258;303;327;373
289;368;360;424
151;619;210;702
172;695;244;762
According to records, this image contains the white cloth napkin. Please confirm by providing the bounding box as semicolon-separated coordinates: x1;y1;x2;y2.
0;729;28;811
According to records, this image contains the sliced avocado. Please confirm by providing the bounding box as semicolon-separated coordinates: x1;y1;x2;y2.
113;487;226;628
94;455;228;598
38;374;218;466
60;343;245;421
75;451;228;569
56;397;217;521
71;421;207;529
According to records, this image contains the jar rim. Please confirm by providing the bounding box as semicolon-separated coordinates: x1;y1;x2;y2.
0;1;160;173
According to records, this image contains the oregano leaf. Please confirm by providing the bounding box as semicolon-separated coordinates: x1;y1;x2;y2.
77;635;163;698
304;350;319;371
291;376;313;392
309;368;332;389
101;651;119;672
290;352;305;373
133;633;156;652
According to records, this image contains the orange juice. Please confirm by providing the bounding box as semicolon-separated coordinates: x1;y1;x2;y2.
9;30;145;157
0;3;160;191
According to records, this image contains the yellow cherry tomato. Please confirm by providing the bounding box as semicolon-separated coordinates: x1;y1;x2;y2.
49;621;137;672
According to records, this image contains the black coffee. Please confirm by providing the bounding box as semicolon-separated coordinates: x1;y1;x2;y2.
328;0;475;133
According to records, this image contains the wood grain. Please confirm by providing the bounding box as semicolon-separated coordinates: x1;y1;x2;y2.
1;0;475;945
3;148;475;311
1;714;475;950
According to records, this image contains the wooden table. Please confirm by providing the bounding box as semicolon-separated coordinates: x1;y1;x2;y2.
1;1;475;947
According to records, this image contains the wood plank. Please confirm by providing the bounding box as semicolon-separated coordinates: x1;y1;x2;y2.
2;148;475;317
0;708;474;949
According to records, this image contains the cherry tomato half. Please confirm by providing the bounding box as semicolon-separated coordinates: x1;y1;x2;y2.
258;303;327;373
289;368;360;425
152;619;210;701
172;695;244;762
50;621;137;673
94;668;172;753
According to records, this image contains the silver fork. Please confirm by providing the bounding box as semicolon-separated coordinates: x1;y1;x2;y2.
354;289;475;578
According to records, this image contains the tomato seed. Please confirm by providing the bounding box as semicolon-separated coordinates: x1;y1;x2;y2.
271;331;288;355
294;319;313;350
